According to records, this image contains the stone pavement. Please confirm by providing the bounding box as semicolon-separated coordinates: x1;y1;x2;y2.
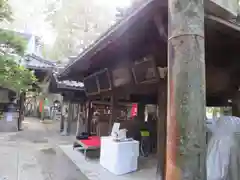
0;117;88;180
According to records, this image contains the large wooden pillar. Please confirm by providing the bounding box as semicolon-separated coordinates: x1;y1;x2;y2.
167;0;206;180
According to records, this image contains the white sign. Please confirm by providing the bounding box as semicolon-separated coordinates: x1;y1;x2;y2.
111;123;120;137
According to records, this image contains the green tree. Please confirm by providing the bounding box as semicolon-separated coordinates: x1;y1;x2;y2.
0;0;37;92
115;0;145;20
0;0;12;21
43;0;117;61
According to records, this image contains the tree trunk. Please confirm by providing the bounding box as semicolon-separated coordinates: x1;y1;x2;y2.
18;92;25;131
166;0;206;179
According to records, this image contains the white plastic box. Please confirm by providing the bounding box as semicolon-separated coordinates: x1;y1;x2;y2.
100;136;139;175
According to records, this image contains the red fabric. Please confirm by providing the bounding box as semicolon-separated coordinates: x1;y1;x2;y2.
130;103;138;117
80;136;101;147
39;101;43;112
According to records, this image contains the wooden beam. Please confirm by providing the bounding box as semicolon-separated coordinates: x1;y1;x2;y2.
166;0;207;179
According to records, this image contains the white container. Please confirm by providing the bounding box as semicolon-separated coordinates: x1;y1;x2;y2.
100;136;139;175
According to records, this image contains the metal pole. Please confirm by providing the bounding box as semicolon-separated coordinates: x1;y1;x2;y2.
166;0;206;179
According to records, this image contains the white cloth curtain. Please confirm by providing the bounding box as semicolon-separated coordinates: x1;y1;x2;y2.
207;116;240;180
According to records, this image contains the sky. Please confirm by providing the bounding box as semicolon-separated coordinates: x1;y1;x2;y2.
4;0;57;45
0;0;132;46
94;0;132;9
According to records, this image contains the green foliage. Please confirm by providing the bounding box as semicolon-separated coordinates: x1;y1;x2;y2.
0;0;37;92
0;55;37;92
0;29;27;55
0;0;12;22
43;0;116;60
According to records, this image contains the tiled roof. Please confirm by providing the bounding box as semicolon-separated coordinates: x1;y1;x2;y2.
57;80;84;88
53;71;84;90
23;54;55;70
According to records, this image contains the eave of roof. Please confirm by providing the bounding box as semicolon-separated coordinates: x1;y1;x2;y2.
59;0;165;80
24;54;55;70
48;71;84;93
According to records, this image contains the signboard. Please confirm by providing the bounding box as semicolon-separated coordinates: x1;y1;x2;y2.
112;67;132;87
132;56;157;84
84;75;99;95
96;69;112;92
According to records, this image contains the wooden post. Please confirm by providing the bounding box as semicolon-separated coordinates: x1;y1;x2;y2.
109;94;117;133
66;102;73;135
76;103;85;136
76;103;80;136
60;101;66;133
167;0;206;180
156;81;167;180
232;92;240;117
137;102;145;122
86;101;93;134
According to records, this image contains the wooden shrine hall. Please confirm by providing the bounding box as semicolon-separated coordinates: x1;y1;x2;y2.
58;0;240;179
48;69;86;135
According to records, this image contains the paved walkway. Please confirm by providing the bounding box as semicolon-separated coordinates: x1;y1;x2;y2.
0;117;88;180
